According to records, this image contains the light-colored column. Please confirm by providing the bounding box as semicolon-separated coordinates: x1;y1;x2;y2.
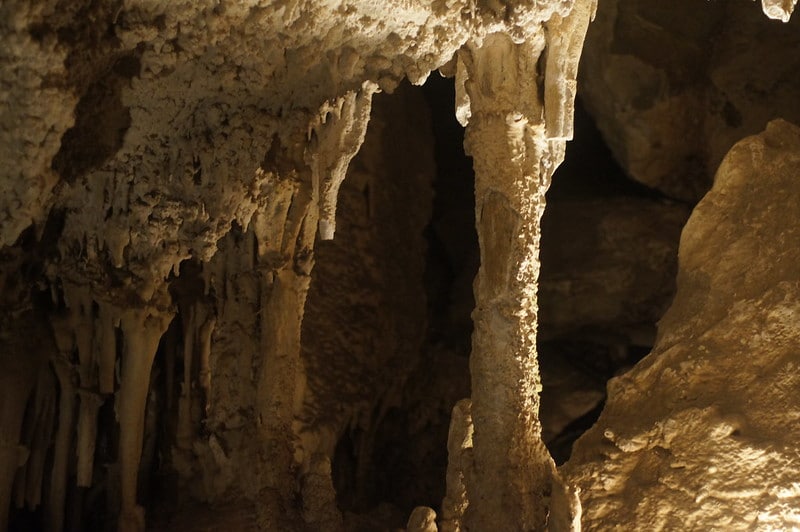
116;304;173;532
455;2;594;528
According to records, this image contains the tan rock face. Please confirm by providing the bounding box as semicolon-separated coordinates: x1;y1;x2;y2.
563;119;800;530
580;0;800;201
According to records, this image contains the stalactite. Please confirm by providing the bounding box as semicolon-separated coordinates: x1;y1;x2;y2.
543;0;597;141
116;302;174;532
305;81;378;240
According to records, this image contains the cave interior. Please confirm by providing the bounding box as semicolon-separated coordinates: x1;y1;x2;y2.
2;0;800;531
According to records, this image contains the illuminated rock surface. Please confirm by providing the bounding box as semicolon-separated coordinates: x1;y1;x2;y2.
0;0;798;531
562;119;800;530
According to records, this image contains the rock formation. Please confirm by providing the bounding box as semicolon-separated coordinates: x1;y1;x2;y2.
563;119;800;530
1;0;799;531
579;0;800;201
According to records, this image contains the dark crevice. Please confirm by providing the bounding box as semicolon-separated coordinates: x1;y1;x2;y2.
548;98;673;201
540;97;683;464
51;53;140;184
421;74;479;357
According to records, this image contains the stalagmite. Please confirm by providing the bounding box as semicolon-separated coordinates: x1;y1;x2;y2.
96;303;119;395
116;303;174;532
454;1;593;526
440;399;473;532
46;314;77;532
16;365;56;511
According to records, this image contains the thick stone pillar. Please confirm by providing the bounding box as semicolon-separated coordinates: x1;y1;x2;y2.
252;85;373;525
460;35;557;531
116;301;174;532
454;2;594;528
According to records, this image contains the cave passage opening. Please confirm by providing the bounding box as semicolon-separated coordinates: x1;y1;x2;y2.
305;69;685;528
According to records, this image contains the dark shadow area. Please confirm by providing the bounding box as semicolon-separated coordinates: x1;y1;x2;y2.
420;74;479;358
548;99;667;201
540;98;687;464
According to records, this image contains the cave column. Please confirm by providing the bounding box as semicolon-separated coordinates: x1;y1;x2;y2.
46;316;76;532
457;3;593;528
58;285;104;525
116;298;173;532
250;146;318;527
250;86;374;527
0;314;45;532
460;34;557;530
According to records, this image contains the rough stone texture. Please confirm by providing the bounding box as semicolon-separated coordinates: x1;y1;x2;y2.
299;82;434;524
0;1;600;529
454;0;596;526
762;0;797;21
580;0;800;201
0;1;76;247
407;506;438;532
563;119;800;530
8;1;799;531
